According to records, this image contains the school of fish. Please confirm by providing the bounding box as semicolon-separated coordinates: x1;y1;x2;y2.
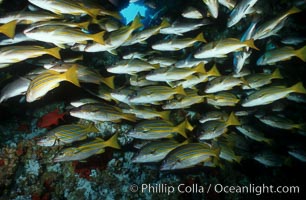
0;0;306;170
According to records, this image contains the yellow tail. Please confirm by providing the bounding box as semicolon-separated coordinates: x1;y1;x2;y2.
185;119;194;131
193;62;206;74
130;14;143;30
102;76;115;89
207;64;221;76
160;110;171;121
78;21;90;30
244;39;259;51
0;20;17;38
159;18;170;29
92;31;105;45
175;85;187;96
103;132;121;149
271;68;283;79
295;45;306;62
290;82;306;94
286;6;301;16
226;112;240;126
46;47;61;59
173;120;188;138
63;65;81;87
195;32;207;43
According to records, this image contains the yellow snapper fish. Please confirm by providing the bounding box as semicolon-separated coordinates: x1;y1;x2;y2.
53;132;121;162
107;59;159;75
48;63;115;88
0;11;62;24
206;92;240;107
160;18;211;35
128;85;186;104
28;20;91;30
194;38;259;59
26;65;80;102
160;143;220;170
24;25;105;48
80;15;142;53
198;112;240;140
256;45;306;65
227;0;258;27
28;0;101;19
147;56;177;67
122;106;171;121
122;18;170;46
0;20;17;38
205;75;244;93
236;125;272;144
151;32;207;51
255;114;305;130
128;119;191;140
69;103;137;122
172;64;221;88
103;14;143;48
0;46;61;68
199;110;229;124
253;7;301;40
162;89;205;109
242;68;283;89
182;6;204;19
132;140;188;163
37;124;98;146
202;0;219;18
242;82;306;107
146;62;206;82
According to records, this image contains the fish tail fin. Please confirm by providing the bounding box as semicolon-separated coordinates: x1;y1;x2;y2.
160;110;171;121
286;6;301;15
295;45;306;62
0;20;17;38
271;68;283;79
185;119;194;131
226;112;240;126
194;62;206;74
208;64;221;76
46;47;61;59
174;120;188;138
63;65;80;87
87;123;99;133
175;85;187;96
235;156;242;164
103;132;121;149
160;18;170;28
195;32;207;43
92;31;105;45
244;39;259;51
123;113;137;122
130;14;143;30
78;21;91;30
290;82;306;94
102;76;115;89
